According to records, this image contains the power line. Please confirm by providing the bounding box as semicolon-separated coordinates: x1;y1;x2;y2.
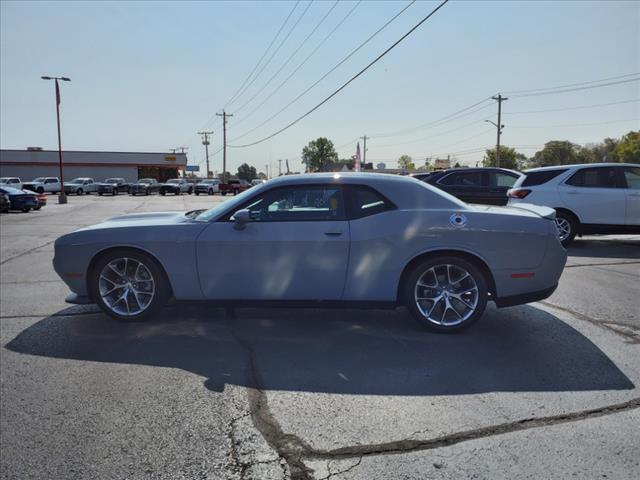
233;0;340;116
508;77;640;98
228;0;420;145
227;0;314;110
503;72;640;95
504;98;640;114
232;0;361;130
508;117;639;128
224;1;301;109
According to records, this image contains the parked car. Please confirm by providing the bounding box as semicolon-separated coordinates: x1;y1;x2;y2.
508;163;640;246
194;179;220;195
0;192;10;213
98;178;130;196
53;173;566;332
409;172;433;182
219;179;251;195
160;178;193;195
64;178;97;195
251;179;267;186
129;178;160;196
0;177;23;190
418;168;522;206
0;186;39;212
32;190;47;210
23;177;61;194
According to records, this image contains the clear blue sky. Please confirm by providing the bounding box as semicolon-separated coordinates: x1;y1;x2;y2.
1;0;638;174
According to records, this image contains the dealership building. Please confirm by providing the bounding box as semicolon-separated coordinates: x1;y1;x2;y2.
0;148;188;183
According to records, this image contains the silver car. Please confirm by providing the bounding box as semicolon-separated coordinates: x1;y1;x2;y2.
53;173;567;332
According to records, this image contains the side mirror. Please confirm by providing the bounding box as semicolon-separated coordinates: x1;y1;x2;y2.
232;209;250;230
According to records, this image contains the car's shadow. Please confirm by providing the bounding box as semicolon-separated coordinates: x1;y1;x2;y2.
5;304;634;395
568;237;640;260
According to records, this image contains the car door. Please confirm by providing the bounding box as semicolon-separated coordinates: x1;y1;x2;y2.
45;178;58;192
486;171;519;206
559;166;626;225
620;166;640;225
436;171;487;204
196;184;350;300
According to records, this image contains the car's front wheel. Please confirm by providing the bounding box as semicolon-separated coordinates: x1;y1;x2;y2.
76;188;83;195
403;256;488;333
91;250;170;321
555;211;577;246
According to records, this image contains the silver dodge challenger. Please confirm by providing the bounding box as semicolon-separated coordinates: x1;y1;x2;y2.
53;173;567;332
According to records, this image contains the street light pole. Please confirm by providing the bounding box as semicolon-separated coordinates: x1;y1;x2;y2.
490;94;508;168
42;75;71;204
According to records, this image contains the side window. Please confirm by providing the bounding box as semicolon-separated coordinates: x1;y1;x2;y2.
566;167;618;188
623;167;640;190
349;185;394;218
243;186;345;222
439;172;483;187
493;173;518;187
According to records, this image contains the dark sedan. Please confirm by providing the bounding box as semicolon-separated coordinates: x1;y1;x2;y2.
98;178;130;196
418;168;522;206
129;178;160;196
0;187;39;212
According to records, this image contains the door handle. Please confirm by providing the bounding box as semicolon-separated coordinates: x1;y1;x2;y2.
324;231;342;236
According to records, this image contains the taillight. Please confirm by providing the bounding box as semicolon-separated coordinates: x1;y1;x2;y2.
507;188;531;199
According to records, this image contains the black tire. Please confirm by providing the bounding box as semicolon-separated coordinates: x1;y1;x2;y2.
145;189;150;196
34;205;41;210
160;190;166;196
221;191;227;196
77;188;83;195
188;187;193;195
195;191;200;196
98;192;103;196
555;210;578;247
113;190;117;196
22;207;31;212
233;189;239;196
36;187;44;194
208;189;213;195
403;255;488;333
90;249;170;322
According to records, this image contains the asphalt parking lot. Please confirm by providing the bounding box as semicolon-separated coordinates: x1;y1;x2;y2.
1;193;639;480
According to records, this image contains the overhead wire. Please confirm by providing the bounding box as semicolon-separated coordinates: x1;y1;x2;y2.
227;0;422;146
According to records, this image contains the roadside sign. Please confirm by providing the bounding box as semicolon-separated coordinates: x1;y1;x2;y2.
186;165;200;172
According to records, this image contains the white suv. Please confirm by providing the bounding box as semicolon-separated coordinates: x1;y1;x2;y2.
507;163;640;245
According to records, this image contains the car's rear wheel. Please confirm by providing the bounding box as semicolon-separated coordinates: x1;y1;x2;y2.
403;256;488;333
555;211;577;246
91;250;169;322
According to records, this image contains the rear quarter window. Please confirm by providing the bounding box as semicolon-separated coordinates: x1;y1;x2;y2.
522;169;568;187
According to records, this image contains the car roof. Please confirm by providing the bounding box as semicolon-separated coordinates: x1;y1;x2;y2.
433;167;521;175
524;162;639;173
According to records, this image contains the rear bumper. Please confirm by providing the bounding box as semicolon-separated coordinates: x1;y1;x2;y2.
494;284;557;308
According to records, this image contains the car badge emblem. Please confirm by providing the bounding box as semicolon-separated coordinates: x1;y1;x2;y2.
450;213;467;228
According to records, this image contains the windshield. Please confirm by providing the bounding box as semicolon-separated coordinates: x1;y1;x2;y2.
69;178;84;183
201;180;217;184
105;178;119;183
195;186;258;222
138;178;154;183
0;178;9;183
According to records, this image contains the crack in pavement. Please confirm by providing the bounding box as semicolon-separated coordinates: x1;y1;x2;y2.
565;261;640;268
539;301;640;344
224;307;640;479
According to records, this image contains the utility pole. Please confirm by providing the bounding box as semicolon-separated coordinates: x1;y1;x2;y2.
490;94;508;168
360;135;368;165
278;159;282;176
216;110;233;181
197;131;214;178
265;164;269;179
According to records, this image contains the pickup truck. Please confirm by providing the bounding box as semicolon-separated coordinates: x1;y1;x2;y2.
159;178;193;195
23;177;61;194
219;179;251;196
130;178;160;196
64;177;97;195
0;177;23;190
97;178;130;196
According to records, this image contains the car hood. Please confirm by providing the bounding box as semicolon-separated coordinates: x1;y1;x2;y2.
77;211;197;231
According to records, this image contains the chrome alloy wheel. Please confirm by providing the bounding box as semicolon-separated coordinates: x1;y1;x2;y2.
555;217;571;242
414;264;479;326
98;257;155;316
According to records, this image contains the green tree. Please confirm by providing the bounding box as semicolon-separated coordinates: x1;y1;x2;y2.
302;137;338;172
615;130;640;163
530;141;584;167
590;137;619;162
483;146;522;170
236;163;257;181
398;154;415;170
